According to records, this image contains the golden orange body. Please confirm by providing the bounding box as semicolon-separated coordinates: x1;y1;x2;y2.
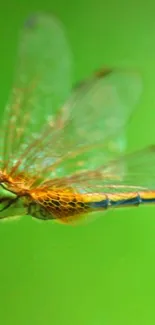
0;13;154;224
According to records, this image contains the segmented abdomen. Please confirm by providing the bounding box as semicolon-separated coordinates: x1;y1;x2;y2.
28;189;155;223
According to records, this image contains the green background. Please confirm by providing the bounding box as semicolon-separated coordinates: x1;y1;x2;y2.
0;1;155;324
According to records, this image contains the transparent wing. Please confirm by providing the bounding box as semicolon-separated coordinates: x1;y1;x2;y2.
0;12;72;168
10;68;142;182
108;145;155;190
0;12;142;186
43;145;155;193
27;68;142;183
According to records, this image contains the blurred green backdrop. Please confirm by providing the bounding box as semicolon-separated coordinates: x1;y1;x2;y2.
0;1;155;325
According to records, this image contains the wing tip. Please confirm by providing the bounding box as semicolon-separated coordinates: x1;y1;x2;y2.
24;13;40;29
24;11;55;29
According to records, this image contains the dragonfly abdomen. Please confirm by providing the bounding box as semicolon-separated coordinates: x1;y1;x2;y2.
28;190;155;223
87;191;155;210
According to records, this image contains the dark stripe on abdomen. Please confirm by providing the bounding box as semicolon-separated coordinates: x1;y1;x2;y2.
89;195;155;209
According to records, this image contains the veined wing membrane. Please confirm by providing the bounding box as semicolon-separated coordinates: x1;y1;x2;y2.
0;13;72;169
44;145;155;193
25;68;142;183
11;68;142;182
0;13;142;185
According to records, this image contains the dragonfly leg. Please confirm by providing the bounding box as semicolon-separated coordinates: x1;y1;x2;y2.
0;197;19;212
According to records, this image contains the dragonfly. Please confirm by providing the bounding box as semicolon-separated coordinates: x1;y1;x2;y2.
0;12;154;225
